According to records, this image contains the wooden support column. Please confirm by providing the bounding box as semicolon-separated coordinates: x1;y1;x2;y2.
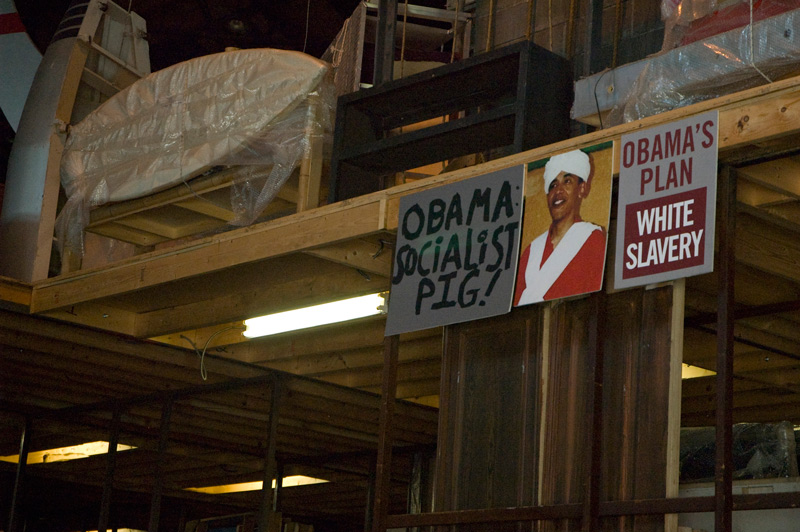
582;292;605;532
373;0;397;86
148;396;173;532
8;418;31;532
258;377;284;532
98;408;121;532
371;334;399;532
715;166;736;532
364;459;376;532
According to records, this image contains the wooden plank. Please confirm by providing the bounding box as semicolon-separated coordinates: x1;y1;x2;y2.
32;73;800;315
738;156;800;198
112;207;224;240
0;309;259;381
297;94;324;212
370;335;398;532
305;237;394;278
87;221;169;246
81;66;123;98
666;279;685;532
736;211;800;283
31;200;388;313
39;301;139;336
87;166;249;225
254;334;440;377
133;261;390;338
0;277;32;308
736;177;792;207
173;194;236;222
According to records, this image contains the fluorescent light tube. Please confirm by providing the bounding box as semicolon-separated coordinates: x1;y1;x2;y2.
243;292;386;338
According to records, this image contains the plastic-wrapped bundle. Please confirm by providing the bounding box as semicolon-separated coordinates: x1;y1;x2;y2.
57;48;334;257
680;422;799;483
608;3;800;125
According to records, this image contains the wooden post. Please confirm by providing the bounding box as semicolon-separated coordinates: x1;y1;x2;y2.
582;292;605;532
258;377;284;532
297;94;323;212
373;0;397;86
98;408;121;532
715;165;736;532
148;396;173;532
371;334;399;532
8;417;31;532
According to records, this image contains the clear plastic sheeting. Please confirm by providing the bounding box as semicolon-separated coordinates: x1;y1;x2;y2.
607;5;800;125
680;422;800;483
57;48;334;258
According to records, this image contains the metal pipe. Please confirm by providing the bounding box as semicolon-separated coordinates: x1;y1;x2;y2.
258;377;284;532
8;417;31;532
98;408;121;532
148;396;174;532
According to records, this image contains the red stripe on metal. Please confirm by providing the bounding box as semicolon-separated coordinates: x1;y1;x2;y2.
0;12;26;35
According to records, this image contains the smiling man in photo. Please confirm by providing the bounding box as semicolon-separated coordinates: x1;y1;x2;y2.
514;149;607;305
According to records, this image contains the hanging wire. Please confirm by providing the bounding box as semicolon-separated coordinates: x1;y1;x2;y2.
181;325;246;381
748;0;772;83
303;0;312;53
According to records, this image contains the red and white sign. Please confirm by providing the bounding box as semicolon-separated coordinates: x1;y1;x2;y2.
614;111;718;289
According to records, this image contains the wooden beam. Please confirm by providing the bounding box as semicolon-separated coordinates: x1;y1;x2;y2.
39;301;139;337
134;262;390;338
371;335;399;532
685;298;800;327
737;156;800;197
305;237;394;278
28;72;800;330
32;200;388;313
736;211;800;284
259;335;440;377
666;279;686;532
0;309;259;381
0;277;31;309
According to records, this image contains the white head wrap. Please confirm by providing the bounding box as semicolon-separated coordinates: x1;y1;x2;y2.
543;150;591;193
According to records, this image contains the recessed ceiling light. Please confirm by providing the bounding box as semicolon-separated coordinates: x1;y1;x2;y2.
0;441;135;464
186;475;328;494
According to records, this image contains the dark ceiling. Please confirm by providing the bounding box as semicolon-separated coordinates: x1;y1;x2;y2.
17;0;364;71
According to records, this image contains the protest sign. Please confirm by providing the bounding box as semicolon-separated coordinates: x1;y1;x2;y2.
614;111;718;289
515;144;613;306
385;166;524;336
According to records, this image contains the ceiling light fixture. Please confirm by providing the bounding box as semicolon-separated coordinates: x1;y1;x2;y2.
0;441;135;464
681;363;716;379
186;475;328;494
243;292;387;339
